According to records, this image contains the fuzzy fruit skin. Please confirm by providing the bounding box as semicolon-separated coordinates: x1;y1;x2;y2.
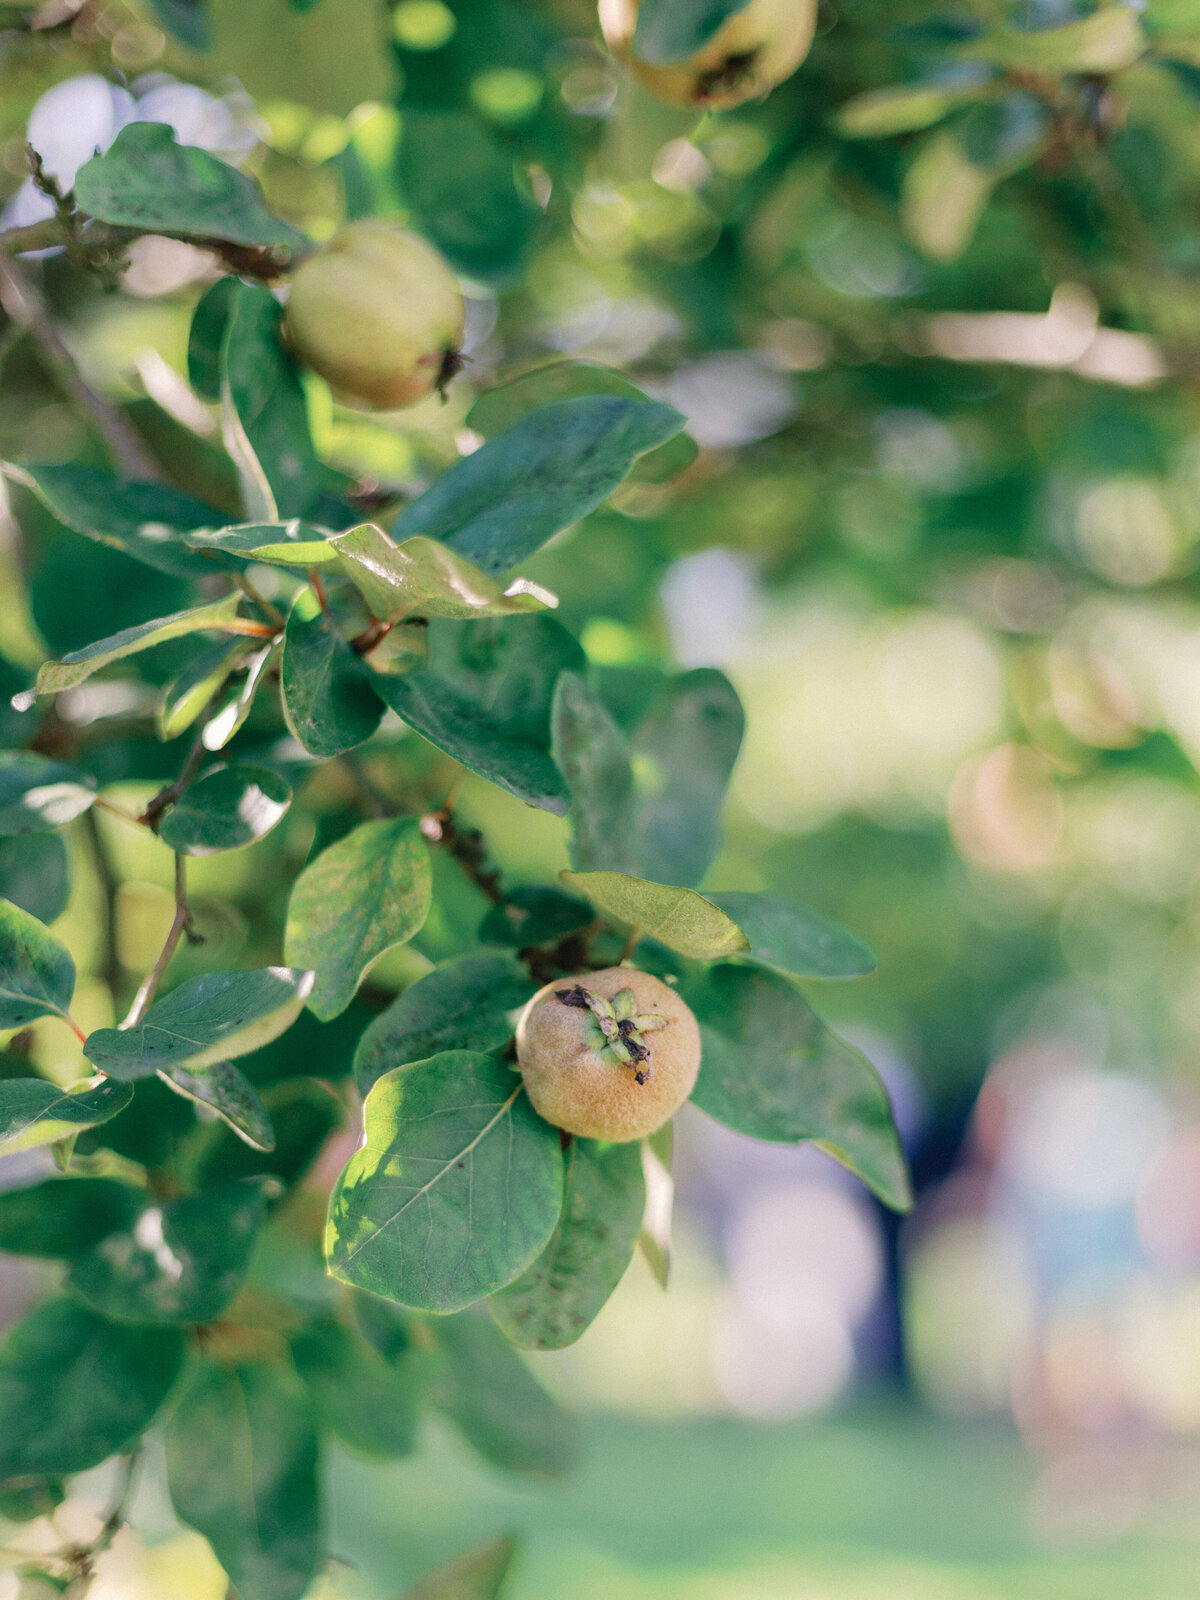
283;222;465;411
516;966;701;1142
599;0;817;111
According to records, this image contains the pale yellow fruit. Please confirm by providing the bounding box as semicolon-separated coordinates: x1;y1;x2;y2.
516;966;701;1142
284;221;465;411
599;0;817;110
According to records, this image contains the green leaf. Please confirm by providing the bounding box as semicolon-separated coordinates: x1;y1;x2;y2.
184;521;336;567
167;1358;322;1600
145;0;211;49
681;964;911;1210
280;601;384;759
2;462;226;579
333;525;557;624
632;670;744;888
158;1059;275;1151
326;1050;563;1312
27;593;243;701
83;968;313;1080
478;887;593;949
0;1477;64;1523
196;1078;337;1185
290;1316;418;1459
371;614;584;813
284;818;433;1021
159;638;247;740
0;753;94;835
552;672;637;874
965;9;1144;73
202;640;278;752
403;1534;519;1600
0;900;75;1029
0;1077;132;1154
68;1179;270;1325
491;1139;645;1350
159;764;292;856
901;130;994;262
394;396;685;576
836;83;967;138
560;871;749;960
466;362;695;486
188;276;238;402
0;1298;184;1480
74;123;306;251
0;834;69;925
704;891;877;979
221;284;325;521
634;0;751;63
354;952;534;1096
431;1311;576;1477
0;1177;142;1259
397;109;538;283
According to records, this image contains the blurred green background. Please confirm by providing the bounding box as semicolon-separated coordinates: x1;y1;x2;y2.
6;0;1200;1592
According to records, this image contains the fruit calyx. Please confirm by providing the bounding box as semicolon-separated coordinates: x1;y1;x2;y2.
555;981;668;1082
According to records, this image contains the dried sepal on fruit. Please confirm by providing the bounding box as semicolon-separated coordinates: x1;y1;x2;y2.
516;966;700;1142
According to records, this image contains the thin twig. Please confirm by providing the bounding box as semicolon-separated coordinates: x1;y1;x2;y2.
122;854;193;1027
140;733;207;830
0;256;160;480
422;808;503;903
233;571;286;631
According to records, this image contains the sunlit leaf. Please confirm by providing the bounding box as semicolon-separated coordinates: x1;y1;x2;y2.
84;968;313;1080
0;1077;132;1155
560;871;749;960
333;525;556;623
284;818;433;1021
0;753;94;835
159;763;292;855
158;1059;275;1151
27;593;244;701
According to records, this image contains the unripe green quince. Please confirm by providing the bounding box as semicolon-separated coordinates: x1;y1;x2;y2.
599;0;817;111
284;222;465;411
516;966;701;1142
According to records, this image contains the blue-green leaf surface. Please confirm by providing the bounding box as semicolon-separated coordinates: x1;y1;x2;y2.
0;1077;132;1154
0;899;75;1029
281;602;384;758
0;753;95;835
159;764;292;856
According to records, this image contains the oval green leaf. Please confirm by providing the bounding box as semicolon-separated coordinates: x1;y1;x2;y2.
159;763;292;856
704;891;877;979
354;952;534;1096
326;1050;563;1313
284;817;433;1021
682;963;911;1210
28;593;243;701
0;753;95;835
333;525;556;624
559;870;749;960
0;1298;184;1481
491;1138;645;1350
280;601;384;759
83;967;313;1080
0;899;75;1029
0;1076;132;1154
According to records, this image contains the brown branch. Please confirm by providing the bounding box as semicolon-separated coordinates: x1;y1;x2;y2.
421;809;503;903
0;255;160;479
140;732;207;830
121;853;195;1027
